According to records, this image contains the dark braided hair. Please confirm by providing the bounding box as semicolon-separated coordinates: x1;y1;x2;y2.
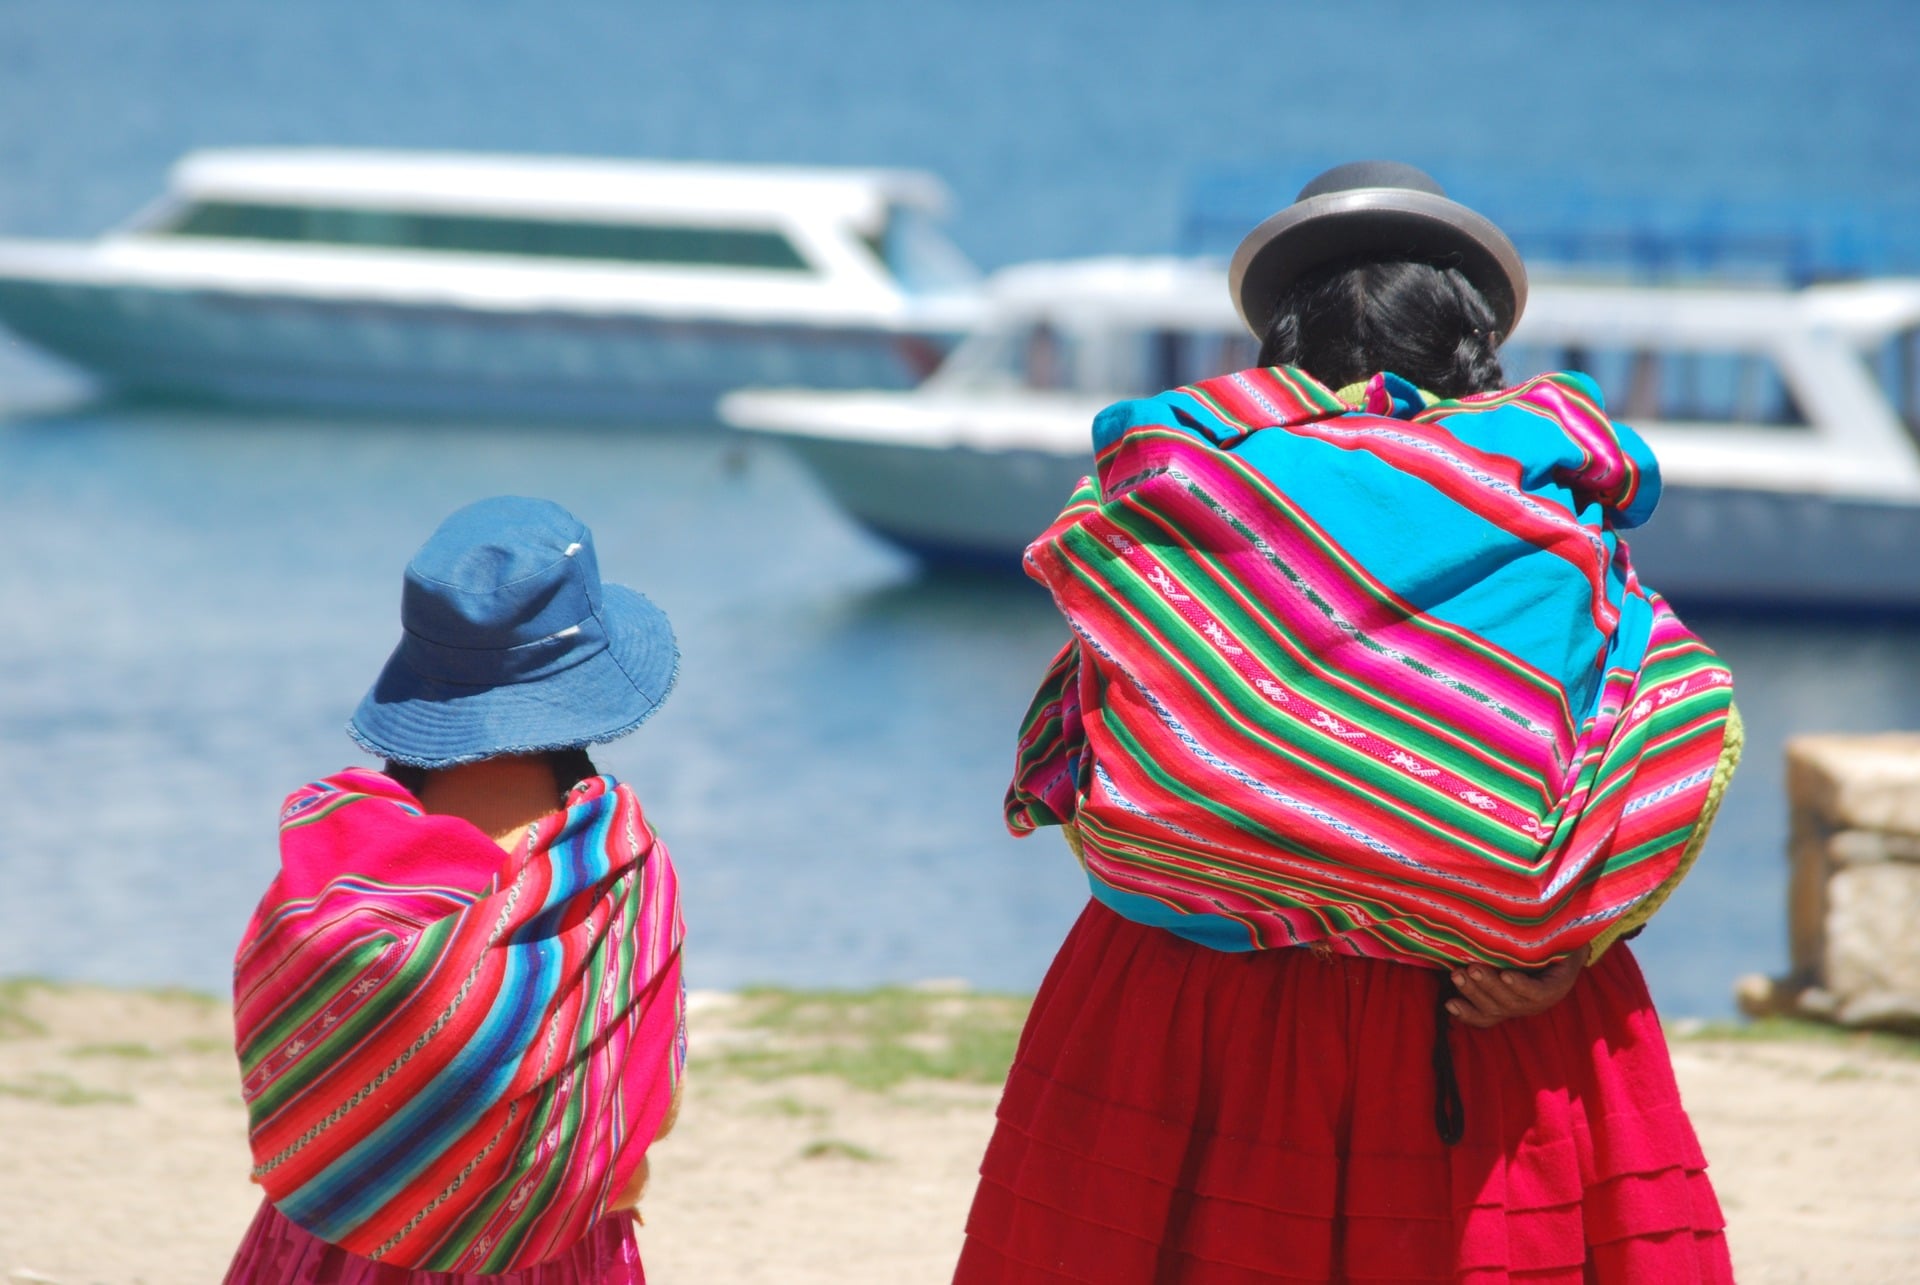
384;748;601;799
1255;259;1505;399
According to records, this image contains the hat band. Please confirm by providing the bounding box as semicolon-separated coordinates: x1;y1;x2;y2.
399;615;609;688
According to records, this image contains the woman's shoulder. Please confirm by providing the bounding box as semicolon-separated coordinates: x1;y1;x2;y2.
1090;366;1349;454
1419;369;1610;420
277;766;420;828
1417;369;1662;530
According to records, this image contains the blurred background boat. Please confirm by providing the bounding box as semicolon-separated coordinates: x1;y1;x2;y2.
722;261;1920;609
722;256;1246;564
0;148;982;420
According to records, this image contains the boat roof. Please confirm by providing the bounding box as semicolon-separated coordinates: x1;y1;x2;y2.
1517;278;1920;347
161;148;953;231
981;256;1241;328
972;258;1920;346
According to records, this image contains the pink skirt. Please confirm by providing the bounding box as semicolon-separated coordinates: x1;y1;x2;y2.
957;899;1733;1283
224;1200;645;1285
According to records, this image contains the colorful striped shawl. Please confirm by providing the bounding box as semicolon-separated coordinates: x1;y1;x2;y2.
233;769;684;1272
1007;366;1736;969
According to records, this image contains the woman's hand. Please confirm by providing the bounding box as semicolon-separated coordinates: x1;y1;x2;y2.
612;1155;650;1219
1447;951;1585;1028
610;1072;685;1216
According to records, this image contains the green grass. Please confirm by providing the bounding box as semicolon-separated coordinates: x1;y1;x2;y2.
1669;1016;1920;1059
799;1138;884;1162
0;976;224;1042
66;1041;162;1060
706;986;1030;1092
0;1072;134;1107
1816;1064;1868;1083
138;984;223;1011
754;1094;829;1120
0;977;50;1038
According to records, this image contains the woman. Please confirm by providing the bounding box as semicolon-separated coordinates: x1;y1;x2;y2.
225;496;685;1284
955;163;1742;1283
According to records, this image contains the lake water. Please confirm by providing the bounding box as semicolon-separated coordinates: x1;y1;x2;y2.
4;0;1920;1015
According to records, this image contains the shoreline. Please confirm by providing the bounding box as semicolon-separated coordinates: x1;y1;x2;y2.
1;980;1916;1283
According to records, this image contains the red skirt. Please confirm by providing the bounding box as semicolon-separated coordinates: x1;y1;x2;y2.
957;900;1731;1284
224;1200;645;1285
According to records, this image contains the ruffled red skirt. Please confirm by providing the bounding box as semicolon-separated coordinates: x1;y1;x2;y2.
224;1200;645;1284
957;900;1731;1283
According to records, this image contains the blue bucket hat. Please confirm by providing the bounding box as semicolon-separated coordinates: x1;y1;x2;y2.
348;496;678;769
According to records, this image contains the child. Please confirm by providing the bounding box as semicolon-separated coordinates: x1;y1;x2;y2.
225;496;685;1284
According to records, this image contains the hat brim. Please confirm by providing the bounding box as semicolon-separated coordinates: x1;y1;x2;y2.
1228;188;1527;340
346;582;679;770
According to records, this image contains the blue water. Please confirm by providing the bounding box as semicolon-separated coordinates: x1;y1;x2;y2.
4;0;1920;1015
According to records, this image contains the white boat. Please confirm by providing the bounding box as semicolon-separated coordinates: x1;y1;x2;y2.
720;257;1920;609
0;149;983;419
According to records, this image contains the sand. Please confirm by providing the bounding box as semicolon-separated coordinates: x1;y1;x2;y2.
0;981;1916;1284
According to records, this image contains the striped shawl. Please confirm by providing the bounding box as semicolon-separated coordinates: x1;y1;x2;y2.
234;769;684;1271
1008;366;1737;969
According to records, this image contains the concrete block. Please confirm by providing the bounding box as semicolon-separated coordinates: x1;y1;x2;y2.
1787;807;1830;976
1835;990;1920;1032
1785;733;1920;835
1825;862;1920;1000
1827;829;1920;864
1738;737;1920;1032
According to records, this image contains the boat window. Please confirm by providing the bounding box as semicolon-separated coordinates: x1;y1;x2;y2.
1085;328;1257;394
1868;329;1920;433
941;322;1086;390
866;204;980;293
1499;343;1809;427
1142;329;1260;391
1021;322;1079;390
162;201;814;271
941;322;1253;394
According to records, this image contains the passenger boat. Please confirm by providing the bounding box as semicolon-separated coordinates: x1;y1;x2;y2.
0;149;982;419
719;257;1920;609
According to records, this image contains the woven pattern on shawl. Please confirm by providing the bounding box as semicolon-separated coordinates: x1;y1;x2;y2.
1008;367;1734;969
234;769;684;1272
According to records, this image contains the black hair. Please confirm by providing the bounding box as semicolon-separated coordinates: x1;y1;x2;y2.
383;748;601;798
1255;259;1505;399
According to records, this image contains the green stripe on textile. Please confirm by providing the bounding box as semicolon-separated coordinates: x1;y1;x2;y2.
245;917;458;1119
240;937;397;1074
1131;512;1550;810
1067;535;1541;866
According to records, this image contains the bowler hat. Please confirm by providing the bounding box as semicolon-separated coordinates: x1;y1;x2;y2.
348;496;678;769
1228;160;1527;339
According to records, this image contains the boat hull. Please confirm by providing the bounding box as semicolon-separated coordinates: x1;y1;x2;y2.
778;433;1920;610
0;278;948;420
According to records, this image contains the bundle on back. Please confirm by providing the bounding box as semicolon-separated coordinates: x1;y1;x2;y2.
1008;366;1737;968
233;769;685;1272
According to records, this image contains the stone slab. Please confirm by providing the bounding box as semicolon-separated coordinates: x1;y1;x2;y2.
1825;862;1920;999
1835;989;1920;1031
1787;808;1830;976
1828;829;1920;864
1786;733;1920;835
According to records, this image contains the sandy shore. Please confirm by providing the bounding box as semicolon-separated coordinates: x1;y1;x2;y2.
1;980;1916;1284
